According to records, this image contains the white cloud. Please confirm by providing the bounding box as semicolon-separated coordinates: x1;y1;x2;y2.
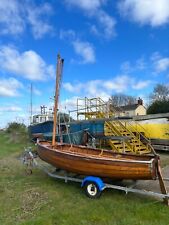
60;30;96;64
90;25;100;36
0;0;53;38
121;54;169;76
33;88;41;96
136;58;146;70
63;76;151;99
27;2;53;39
66;0;104;12
60;29;76;40
0;45;55;81
63;81;85;94
0;106;22;112
120;61;132;74
72;40;96;64
151;52;169;73
120;57;147;74
103;75;130;93
154;58;169;73
132;80;151;90
64;0;116;38
63;83;74;92
0;0;24;35
95;10;116;38
0;77;22;97
118;0;169;27
150;52;161;61
63;82;83;93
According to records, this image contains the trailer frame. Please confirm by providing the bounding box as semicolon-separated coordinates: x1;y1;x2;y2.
21;149;169;205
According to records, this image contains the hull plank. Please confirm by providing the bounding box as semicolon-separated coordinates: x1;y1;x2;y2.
37;141;157;180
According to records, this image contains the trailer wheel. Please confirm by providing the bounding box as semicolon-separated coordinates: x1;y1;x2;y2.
84;181;101;198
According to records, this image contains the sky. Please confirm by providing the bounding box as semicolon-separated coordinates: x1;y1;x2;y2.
0;0;169;128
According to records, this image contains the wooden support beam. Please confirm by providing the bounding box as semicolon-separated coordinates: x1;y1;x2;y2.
157;159;169;206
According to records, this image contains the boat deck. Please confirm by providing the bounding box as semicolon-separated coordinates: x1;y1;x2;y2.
41;141;155;162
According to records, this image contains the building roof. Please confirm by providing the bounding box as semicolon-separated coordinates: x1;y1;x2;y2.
114;104;144;111
120;104;138;111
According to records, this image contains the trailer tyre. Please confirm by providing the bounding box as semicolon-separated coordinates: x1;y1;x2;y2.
84;181;101;198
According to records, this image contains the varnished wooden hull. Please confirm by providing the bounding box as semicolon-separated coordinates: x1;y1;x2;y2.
37;140;157;180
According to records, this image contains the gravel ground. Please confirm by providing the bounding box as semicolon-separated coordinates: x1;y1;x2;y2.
136;166;169;193
130;152;169;197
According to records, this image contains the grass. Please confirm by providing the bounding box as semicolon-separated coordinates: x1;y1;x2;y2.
0;131;169;225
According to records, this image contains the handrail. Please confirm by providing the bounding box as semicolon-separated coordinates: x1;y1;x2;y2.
133;120;151;139
105;123;134;152
98;98;152;154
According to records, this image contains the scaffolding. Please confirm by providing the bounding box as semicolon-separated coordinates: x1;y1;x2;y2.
73;97;153;154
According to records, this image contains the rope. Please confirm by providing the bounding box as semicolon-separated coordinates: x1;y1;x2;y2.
62;112;72;145
62;113;74;151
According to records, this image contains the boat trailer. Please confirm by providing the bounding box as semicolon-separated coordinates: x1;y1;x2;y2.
22;148;169;205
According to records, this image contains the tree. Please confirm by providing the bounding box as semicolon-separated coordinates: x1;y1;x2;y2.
147;100;169;114
150;84;169;102
109;94;136;107
147;84;169;114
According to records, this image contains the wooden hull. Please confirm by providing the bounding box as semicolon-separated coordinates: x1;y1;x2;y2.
37;140;157;180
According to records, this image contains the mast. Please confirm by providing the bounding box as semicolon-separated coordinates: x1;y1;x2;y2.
52;54;64;147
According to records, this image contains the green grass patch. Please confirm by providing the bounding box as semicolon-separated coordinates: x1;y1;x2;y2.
0;130;34;158
0;132;169;225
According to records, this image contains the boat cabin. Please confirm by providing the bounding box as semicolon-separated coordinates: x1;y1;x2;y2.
31;114;53;124
30;105;53;125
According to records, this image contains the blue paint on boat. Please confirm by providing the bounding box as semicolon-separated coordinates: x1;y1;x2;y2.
28;121;53;136
29;120;104;136
69;120;104;136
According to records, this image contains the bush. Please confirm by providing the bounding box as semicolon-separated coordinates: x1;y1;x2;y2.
6;122;28;143
6;122;27;133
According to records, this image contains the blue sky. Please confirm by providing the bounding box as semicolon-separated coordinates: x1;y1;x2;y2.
0;0;169;127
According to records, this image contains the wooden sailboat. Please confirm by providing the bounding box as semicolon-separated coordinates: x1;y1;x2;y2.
37;139;158;180
37;54;168;203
